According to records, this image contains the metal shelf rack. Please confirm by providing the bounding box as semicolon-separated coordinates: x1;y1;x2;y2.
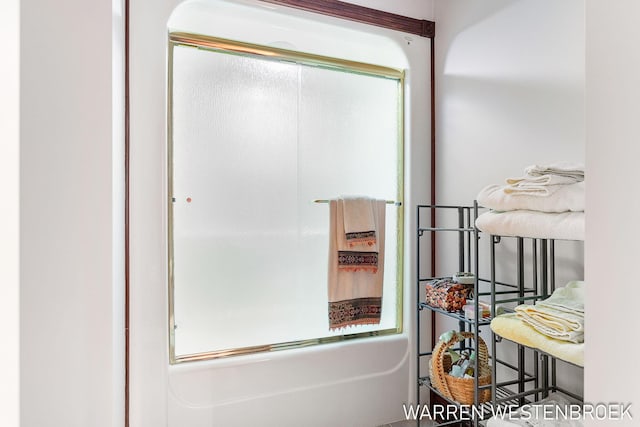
416;203;487;426
488;235;585;407
416;204;583;426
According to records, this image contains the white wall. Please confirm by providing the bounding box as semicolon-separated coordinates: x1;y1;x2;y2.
433;0;586;400
129;1;433;426
0;0;20;426
10;0;640;425
584;2;640;425
434;0;585;203
431;0;640;422
19;0;123;426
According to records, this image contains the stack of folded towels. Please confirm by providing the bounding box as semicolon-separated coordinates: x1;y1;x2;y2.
514;281;584;344
475;162;585;240
490;281;585;366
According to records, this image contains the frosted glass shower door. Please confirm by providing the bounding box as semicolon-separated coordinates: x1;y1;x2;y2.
169;39;403;361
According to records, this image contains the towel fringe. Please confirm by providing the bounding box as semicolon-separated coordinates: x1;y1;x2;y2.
338;266;379;273
328;297;382;331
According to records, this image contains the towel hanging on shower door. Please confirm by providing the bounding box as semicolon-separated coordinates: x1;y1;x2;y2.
327;197;385;330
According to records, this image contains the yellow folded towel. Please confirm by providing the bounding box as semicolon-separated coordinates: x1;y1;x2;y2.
491;313;584;367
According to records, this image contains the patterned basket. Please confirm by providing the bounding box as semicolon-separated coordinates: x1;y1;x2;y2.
429;331;492;405
425;279;471;312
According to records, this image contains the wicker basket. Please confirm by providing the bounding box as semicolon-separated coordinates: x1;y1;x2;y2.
429;331;492;405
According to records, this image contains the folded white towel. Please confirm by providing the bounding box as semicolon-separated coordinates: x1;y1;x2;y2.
505;174;581;192
524;161;585;180
477;181;585;213
505;162;584;192
475;210;585;241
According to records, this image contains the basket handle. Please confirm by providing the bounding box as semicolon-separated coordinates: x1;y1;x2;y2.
431;331;489;400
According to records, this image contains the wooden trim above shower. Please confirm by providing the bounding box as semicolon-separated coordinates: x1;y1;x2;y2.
258;0;435;38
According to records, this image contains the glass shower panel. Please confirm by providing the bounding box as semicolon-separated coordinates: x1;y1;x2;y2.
171;46;300;356
170;42;402;359
296;66;401;337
